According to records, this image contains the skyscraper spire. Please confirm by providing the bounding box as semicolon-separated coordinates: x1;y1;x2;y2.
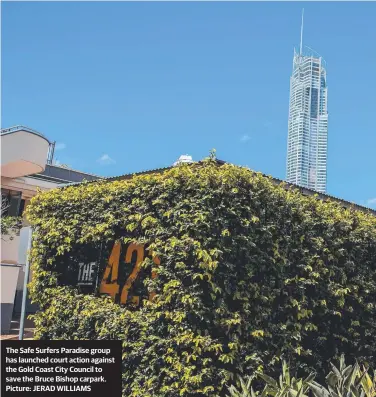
287;10;329;193
300;8;304;55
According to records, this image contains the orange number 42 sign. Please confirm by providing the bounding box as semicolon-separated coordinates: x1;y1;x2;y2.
99;241;160;305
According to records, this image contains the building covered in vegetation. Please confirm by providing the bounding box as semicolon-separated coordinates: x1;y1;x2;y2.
26;156;376;395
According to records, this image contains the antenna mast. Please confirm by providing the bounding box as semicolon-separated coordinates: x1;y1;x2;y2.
300;8;304;55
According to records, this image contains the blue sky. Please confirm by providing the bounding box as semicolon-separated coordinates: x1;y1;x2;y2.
2;2;376;208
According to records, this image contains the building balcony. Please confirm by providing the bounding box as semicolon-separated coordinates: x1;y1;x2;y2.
1;126;51;178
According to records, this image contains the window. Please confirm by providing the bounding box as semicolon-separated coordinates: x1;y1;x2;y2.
1;190;22;217
18;199;26;217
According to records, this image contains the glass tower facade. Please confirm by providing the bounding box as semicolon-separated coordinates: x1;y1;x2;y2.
286;49;328;193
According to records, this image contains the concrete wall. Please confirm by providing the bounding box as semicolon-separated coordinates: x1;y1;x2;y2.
1;227;37;333
1;264;21;333
1;175;59;200
13;266;38;315
1;234;20;265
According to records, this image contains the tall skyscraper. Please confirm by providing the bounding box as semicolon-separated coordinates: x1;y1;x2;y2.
286;11;328;193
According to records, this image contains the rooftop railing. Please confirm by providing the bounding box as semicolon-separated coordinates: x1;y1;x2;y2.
0;125;51;143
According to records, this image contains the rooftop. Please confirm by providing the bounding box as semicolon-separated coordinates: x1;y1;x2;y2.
32;164;101;184
61;158;376;216
1;125;102;184
0;125;51;144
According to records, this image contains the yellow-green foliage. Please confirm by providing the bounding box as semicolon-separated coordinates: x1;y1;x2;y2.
26;158;376;396
227;355;376;397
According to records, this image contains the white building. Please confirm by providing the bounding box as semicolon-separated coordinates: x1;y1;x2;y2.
286;15;328;193
173;155;193;166
1;125;100;334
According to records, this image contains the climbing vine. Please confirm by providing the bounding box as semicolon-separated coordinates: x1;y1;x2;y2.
26;158;376;396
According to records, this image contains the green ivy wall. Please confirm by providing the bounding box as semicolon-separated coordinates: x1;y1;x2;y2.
26;159;376;396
